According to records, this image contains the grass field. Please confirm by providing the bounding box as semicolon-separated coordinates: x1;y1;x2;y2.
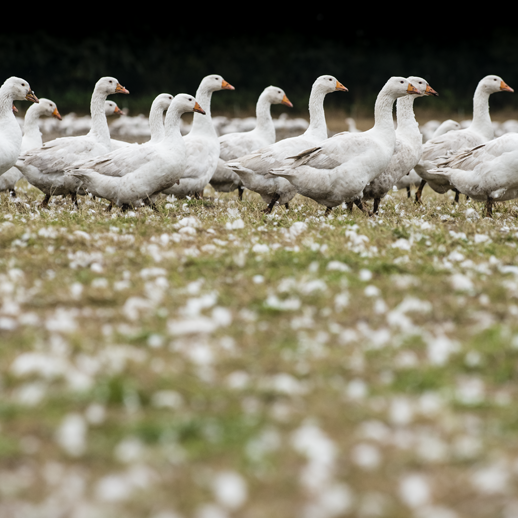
1;180;518;518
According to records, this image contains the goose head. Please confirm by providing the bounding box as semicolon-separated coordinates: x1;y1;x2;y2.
264;86;293;107
104;101;124;116
1;76;39;103
479;75;514;94
200;74;235;93
313;75;348;94
171;94;206;116
30;98;62;120
151;93;174;113
94;76;130;96
383;77;421;98
408;76;439;97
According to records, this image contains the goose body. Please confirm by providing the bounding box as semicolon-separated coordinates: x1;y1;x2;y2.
0;77;38;177
161;75;234;198
269;77;420;209
16;77;129;205
227;75;347;211
414;75;513;198
0;98;61;195
210;86;292;194
65;95;204;207
362;77;438;212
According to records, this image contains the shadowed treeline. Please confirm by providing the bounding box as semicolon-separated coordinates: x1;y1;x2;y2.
2;21;518;117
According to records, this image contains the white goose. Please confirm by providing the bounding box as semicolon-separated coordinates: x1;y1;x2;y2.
65;94;205;208
268;77;420;212
161;75;234;199
16;76;129;207
227;75;347;212
414;75;513;202
0;77;39;177
426;145;518;217
0;98;61;196
210;85;293;198
362;76;438;213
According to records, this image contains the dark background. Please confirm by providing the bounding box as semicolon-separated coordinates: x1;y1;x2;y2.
2;12;517;118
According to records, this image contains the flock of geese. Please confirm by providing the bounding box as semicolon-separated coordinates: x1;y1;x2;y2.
0;73;516;217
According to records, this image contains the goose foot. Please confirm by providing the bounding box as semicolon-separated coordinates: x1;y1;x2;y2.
415;180;426;204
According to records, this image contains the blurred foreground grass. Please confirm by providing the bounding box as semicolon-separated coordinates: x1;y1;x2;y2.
1;180;518;517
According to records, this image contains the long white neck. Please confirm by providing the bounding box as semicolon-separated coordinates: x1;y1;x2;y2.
22;106;44;150
254;92;275;142
304;87;329;140
373;88;398;135
87;87;111;146
190;84;215;137
149;102;166;143
0;86;16;119
470;84;494;139
396;95;419;137
164;105;185;143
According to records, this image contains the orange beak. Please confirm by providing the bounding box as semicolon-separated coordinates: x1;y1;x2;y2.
52;107;62;120
222;80;235;91
336;81;348;92
425;84;439;97
500;80;514;93
193;102;206;114
26;90;39;103
12;104;18;113
281;94;293;108
114;106;124;115
407;83;420;95
115;83;130;94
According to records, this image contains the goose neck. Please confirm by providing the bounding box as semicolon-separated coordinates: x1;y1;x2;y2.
88;88;111;145
164;106;183;141
190;84;215;135
373;90;397;133
396;95;418;133
305;88;328;139
149;102;166;143
22;107;43;142
254;93;275;141
470;85;493;138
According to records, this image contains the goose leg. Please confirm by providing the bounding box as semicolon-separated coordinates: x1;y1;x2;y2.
71;192;79;209
238;187;244;201
105;202;113;212
406;186;411;198
325;207;333;215
485;196;493;218
354;199;366;212
263;193;280;214
453;189;460;204
284;203;289;210
346;202;354;212
415;180;426;204
372;198;380;215
40;194;51;208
